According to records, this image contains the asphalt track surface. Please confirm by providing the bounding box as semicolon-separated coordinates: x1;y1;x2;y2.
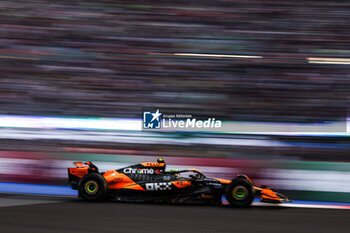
0;194;349;233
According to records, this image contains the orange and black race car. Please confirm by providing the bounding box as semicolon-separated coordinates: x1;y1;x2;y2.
68;158;291;207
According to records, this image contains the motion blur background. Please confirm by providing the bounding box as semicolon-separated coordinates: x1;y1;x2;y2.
0;0;349;202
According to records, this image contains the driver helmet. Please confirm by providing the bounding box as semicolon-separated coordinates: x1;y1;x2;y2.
157;158;165;163
157;157;166;170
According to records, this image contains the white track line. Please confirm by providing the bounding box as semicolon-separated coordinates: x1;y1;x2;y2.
252;202;350;210
221;201;350;210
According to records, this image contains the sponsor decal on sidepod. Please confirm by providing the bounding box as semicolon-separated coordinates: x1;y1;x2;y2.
123;167;155;174
145;182;172;191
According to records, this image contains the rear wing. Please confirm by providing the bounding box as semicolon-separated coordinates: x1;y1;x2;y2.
68;161;99;189
73;162;88;168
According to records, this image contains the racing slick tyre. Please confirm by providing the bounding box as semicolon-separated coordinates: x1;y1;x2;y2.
78;173;108;201
225;178;255;208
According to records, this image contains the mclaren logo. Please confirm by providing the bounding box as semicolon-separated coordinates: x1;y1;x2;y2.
123;167;154;174
145;182;172;191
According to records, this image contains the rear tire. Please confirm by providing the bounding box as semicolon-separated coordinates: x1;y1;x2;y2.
78;173;108;201
225;178;255;207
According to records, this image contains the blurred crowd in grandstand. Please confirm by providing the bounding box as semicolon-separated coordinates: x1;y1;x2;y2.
0;0;349;122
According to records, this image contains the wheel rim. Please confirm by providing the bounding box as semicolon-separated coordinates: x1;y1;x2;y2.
84;180;98;195
233;186;248;201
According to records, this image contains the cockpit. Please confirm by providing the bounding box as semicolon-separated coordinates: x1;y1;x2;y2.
168;169;206;180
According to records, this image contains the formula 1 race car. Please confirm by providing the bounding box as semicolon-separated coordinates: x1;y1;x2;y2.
68;158;291;207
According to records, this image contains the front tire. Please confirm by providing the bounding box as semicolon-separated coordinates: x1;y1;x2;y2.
78;173;108;201
225;178;255;207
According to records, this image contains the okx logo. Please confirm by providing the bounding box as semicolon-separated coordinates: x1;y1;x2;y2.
143;109;162;129
145;182;172;191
